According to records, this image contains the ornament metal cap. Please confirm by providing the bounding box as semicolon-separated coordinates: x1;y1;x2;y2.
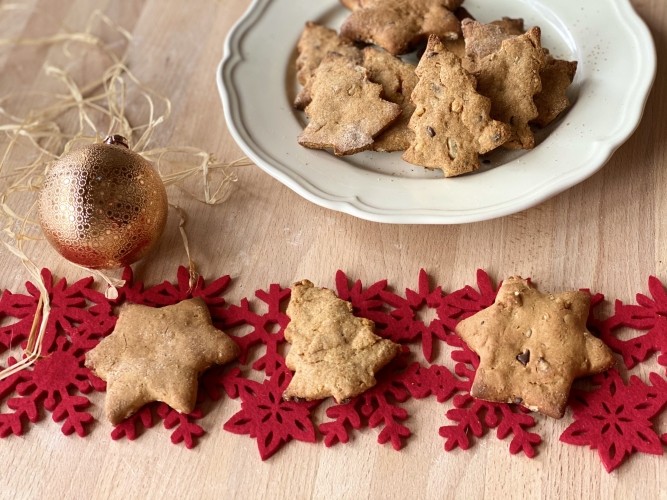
103;134;129;148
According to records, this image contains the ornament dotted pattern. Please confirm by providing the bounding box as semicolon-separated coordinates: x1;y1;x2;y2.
1;267;666;471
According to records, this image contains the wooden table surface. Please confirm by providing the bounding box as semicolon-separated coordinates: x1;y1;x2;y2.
1;0;665;498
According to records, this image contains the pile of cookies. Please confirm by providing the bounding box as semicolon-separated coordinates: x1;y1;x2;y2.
294;0;577;177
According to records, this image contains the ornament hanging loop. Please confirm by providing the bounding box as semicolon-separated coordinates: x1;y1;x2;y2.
103;134;129;148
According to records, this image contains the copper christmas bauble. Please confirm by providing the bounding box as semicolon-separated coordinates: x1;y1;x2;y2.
38;136;168;269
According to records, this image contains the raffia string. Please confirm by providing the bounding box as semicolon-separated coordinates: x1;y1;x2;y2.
0;10;250;381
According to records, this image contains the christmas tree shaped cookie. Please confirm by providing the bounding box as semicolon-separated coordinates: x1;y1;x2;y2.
283;280;400;403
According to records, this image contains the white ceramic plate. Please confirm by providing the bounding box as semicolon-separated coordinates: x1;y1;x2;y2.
218;0;655;224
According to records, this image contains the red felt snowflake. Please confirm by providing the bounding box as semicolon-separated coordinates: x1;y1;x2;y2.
0;270;110;437
109;403;207;449
320;356;412;450
219;284;291;375
223;364;318;460
597;276;667;373
379;269;452;362
439;337;543;457
117;265;231;310
560;369;667;472
335;270;393;329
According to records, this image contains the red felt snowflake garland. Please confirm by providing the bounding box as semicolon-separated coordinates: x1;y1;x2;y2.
560;369;667;472
1;265;667;472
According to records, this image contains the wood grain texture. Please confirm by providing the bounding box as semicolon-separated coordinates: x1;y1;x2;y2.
0;1;666;498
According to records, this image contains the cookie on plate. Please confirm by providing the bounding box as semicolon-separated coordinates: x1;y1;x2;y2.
533;55;578;127
403;35;512;177
462;18;524;67
282;280;400;403
297;53;402;156
294;21;362;110
340;0;463;55
467;26;546;149
455;276;615;418
362;47;418;152
463;19;577;130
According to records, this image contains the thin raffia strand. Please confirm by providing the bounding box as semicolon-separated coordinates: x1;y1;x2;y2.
0;241;51;382
148;149;250;206
168;204;197;290
0;10;248;380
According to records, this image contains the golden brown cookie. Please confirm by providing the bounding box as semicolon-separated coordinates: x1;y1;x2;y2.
340;0;463;55
297;53;402;156
362;47;418;152
469;27;546;149
455;276;615;419
461;18;524;67
85;298;239;424
533;55;578;127
463;19;576;129
282;280;400;403
294;21;362;110
403;36;512;177
491;17;525;36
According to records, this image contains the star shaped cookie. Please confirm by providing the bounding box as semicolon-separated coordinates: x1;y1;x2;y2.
86;298;239;424
340;0;463;55
282;280;400;403
455;276;615;418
